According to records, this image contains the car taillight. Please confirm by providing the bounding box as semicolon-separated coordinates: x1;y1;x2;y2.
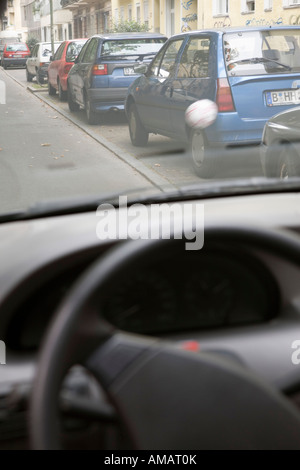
216;78;235;112
64;63;73;75
3;51;10;58
92;64;108;75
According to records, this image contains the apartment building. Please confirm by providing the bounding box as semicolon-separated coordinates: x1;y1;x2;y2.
111;1;300;36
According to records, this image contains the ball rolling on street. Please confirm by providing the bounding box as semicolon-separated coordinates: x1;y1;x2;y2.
185;99;218;129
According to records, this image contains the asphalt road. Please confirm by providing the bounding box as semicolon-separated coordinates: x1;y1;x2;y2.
6;68;264;184
1;67;263;214
0;67;162;213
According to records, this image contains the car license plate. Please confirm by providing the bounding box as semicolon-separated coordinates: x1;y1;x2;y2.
124;67;136;75
266;89;300;106
13;54;22;58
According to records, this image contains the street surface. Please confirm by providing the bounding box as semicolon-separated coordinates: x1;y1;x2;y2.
1;67;263;212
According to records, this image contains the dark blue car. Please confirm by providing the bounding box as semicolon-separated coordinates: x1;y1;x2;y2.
67;32;167;124
125;26;300;178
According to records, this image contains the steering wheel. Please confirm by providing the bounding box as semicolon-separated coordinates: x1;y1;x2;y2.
30;225;300;449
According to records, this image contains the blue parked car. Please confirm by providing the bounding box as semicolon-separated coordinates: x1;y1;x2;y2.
67;32;167;124
125;26;300;178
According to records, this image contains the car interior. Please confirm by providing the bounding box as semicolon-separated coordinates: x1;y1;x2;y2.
2;184;300;449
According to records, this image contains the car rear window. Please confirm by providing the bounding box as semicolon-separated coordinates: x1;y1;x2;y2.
224;29;300;76
100;39;166;60
6;44;28;52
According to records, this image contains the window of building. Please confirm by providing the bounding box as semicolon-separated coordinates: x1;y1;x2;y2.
120;6;125;21
136;3;141;22
144;1;149;27
128;5;132;21
241;0;255;12
264;0;273;9
103;11;109;32
284;0;300;5
213;0;229;15
114;8;119;24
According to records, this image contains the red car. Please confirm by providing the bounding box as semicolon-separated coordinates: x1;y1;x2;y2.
47;39;87;100
1;42;30;69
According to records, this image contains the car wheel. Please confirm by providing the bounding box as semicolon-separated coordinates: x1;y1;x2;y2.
265;143;300;179
85;94;99;125
67;85;80;112
58;80;67;101
48;78;56;96
36;69;44;85
190;129;215;178
128;103;149;147
26;67;33;82
2;62;7;70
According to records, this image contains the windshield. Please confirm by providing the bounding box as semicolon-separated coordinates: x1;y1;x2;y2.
1;22;300;219
5;44;28;52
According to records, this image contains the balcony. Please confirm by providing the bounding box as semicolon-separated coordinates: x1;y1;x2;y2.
60;0;90;8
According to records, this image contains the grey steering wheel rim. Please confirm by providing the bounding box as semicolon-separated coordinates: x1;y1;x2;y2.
30;224;300;450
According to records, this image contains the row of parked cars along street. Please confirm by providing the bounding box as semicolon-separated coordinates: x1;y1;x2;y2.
2;27;300;179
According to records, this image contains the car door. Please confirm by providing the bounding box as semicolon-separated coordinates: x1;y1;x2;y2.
169;34;216;139
27;44;38;75
48;42;65;88
135;38;185;135
68;38;99;107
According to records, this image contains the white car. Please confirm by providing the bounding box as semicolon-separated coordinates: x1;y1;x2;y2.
26;41;61;83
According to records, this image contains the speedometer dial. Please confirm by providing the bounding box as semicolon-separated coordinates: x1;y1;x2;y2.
103;270;177;333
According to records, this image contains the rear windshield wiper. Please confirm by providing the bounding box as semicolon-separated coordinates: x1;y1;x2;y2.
229;57;291;71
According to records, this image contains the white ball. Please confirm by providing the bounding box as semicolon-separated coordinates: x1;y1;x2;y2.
185;99;218;129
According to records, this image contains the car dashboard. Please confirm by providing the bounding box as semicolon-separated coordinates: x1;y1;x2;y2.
1;191;300;449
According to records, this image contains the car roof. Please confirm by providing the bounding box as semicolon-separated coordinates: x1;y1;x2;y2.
89;32;167;40
170;25;300;39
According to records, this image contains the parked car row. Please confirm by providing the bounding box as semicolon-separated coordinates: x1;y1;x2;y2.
2;27;300;180
125;26;300;178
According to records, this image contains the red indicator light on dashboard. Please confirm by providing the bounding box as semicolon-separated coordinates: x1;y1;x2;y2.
180;341;200;352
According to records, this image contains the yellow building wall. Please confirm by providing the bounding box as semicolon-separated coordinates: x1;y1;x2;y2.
111;0;300;35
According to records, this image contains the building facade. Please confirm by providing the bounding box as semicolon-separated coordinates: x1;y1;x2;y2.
20;0;42;40
61;0;112;38
110;0;300;36
0;0;27;41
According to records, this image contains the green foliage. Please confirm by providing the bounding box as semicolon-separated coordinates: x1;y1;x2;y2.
26;36;39;52
109;19;150;33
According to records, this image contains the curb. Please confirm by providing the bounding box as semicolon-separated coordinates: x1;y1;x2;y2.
3;68;176;192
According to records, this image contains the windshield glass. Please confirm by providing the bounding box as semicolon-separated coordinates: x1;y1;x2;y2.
101;39;166;58
6;44;28;52
225;29;300;75
1;20;300;219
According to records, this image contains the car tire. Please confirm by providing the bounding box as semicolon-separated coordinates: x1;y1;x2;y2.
48;78;56;96
58;80;67;101
2;62;7;70
26;67;33;82
266;143;300;179
36;68;44;85
85;94;99;125
190;129;215;178
67;85;80;112
128;103;149;147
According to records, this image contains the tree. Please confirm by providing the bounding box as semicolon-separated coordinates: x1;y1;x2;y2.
26;36;39;52
109;19;150;33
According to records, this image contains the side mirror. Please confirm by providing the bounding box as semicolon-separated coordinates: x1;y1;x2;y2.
134;64;148;75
